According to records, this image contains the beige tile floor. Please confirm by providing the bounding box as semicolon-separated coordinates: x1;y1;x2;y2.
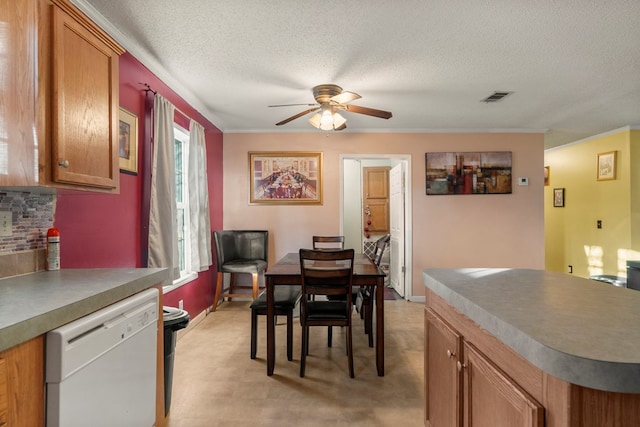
166;298;425;427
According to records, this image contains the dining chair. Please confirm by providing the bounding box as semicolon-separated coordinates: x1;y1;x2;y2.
250;286;301;361
312;235;345;250
356;234;390;347
298;248;355;378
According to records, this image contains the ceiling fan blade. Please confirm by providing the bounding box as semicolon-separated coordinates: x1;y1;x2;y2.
345;104;393;119
335;123;347;131
331;91;361;104
275;107;320;126
268;103;318;107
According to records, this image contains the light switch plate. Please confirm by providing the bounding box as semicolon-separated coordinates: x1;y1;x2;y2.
0;211;12;237
518;177;529;186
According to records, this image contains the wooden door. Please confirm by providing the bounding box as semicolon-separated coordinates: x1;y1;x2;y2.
425;308;463;427
389;163;405;295
363;167;390;234
0;0;38;186
463;342;544;427
51;1;121;190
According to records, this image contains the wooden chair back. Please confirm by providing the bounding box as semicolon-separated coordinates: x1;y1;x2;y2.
312;235;345;250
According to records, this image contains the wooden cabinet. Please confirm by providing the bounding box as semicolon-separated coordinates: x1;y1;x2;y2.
0;337;44;427
363;167;390;233
0;0;124;192
425;308;462;426
463;342;544;427
425;307;544;427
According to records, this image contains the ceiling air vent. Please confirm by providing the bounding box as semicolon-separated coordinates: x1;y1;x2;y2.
482;91;513;103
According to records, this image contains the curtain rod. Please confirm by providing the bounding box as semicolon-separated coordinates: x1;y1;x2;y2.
140;82;199;126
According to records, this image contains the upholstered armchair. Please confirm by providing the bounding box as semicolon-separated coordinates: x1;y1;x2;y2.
212;230;268;311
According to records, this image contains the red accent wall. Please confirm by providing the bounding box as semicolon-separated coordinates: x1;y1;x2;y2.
54;52;223;317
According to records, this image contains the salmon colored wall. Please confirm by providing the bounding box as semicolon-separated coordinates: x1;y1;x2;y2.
54;52;223;317
223;132;545;297
544;128;640;278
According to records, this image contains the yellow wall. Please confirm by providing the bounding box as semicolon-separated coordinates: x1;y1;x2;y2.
223;132;545;297
545;128;640;278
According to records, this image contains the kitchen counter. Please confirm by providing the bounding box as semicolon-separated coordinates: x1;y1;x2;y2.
423;268;640;393
0;268;168;352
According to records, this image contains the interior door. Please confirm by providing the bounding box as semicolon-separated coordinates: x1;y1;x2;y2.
390;163;405;296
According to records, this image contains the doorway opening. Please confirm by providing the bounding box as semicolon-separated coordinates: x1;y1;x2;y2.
340;155;412;300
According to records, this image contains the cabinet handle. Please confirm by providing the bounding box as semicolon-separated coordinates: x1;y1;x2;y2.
58;160;70;168
456;361;466;372
446;349;456;358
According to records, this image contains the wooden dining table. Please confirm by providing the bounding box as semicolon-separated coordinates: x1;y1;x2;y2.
264;252;386;376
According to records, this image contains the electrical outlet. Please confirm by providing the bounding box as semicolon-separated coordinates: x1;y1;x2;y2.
597;220;602;229
0;211;12;237
179;300;183;310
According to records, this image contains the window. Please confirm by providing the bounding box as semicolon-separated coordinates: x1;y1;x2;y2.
168;125;196;289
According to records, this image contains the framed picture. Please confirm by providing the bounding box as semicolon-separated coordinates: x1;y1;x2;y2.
553;188;565;207
249;151;322;205
425;151;512;195
118;107;138;174
597;151;616;181
544;166;550;186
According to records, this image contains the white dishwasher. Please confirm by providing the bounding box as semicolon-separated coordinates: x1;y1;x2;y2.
46;287;159;427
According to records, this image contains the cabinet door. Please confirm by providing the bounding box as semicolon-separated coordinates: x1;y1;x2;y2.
0;0;38;186
0;337;44;427
50;3;120;190
363;167;390;233
426;308;463;427
463;342;544;427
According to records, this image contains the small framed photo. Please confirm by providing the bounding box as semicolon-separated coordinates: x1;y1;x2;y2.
119;107;138;175
597;151;616;181
553;188;565;207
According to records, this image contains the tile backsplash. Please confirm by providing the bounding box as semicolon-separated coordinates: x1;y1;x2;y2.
0;190;55;277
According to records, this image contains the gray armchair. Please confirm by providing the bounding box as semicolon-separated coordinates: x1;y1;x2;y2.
212;230;268;311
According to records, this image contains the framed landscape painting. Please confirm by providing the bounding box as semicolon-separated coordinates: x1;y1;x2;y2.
249;151;323;205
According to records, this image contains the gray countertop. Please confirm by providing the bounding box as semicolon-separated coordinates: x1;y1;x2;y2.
0;268;168;353
423;268;640;393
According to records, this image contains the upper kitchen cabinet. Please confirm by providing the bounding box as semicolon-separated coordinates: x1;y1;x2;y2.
0;0;124;192
0;0;39;187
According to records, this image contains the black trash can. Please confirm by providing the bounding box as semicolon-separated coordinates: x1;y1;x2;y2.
163;306;190;416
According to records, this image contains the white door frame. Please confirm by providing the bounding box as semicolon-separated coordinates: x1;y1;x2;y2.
340;154;412;300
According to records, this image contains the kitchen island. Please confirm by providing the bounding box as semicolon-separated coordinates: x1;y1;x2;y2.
423;268;640;427
0;268;168;427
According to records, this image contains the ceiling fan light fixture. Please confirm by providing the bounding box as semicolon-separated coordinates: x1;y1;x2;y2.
319;108;334;130
308;113;322;129
332;112;346;129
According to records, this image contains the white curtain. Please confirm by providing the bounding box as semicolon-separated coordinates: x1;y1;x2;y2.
148;94;179;280
188;120;212;271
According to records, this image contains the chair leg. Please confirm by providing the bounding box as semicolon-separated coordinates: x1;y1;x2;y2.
365;302;374;348
251;272;259;299
347;321;354;378
228;273;236;301
300;325;308;377
212;272;224;312
286;311;293;361
327;326;332;347
250;309;258;359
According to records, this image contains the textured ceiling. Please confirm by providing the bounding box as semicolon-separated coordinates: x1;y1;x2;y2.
74;0;640;149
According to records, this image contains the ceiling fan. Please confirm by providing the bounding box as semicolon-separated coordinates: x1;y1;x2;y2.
269;84;393;131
